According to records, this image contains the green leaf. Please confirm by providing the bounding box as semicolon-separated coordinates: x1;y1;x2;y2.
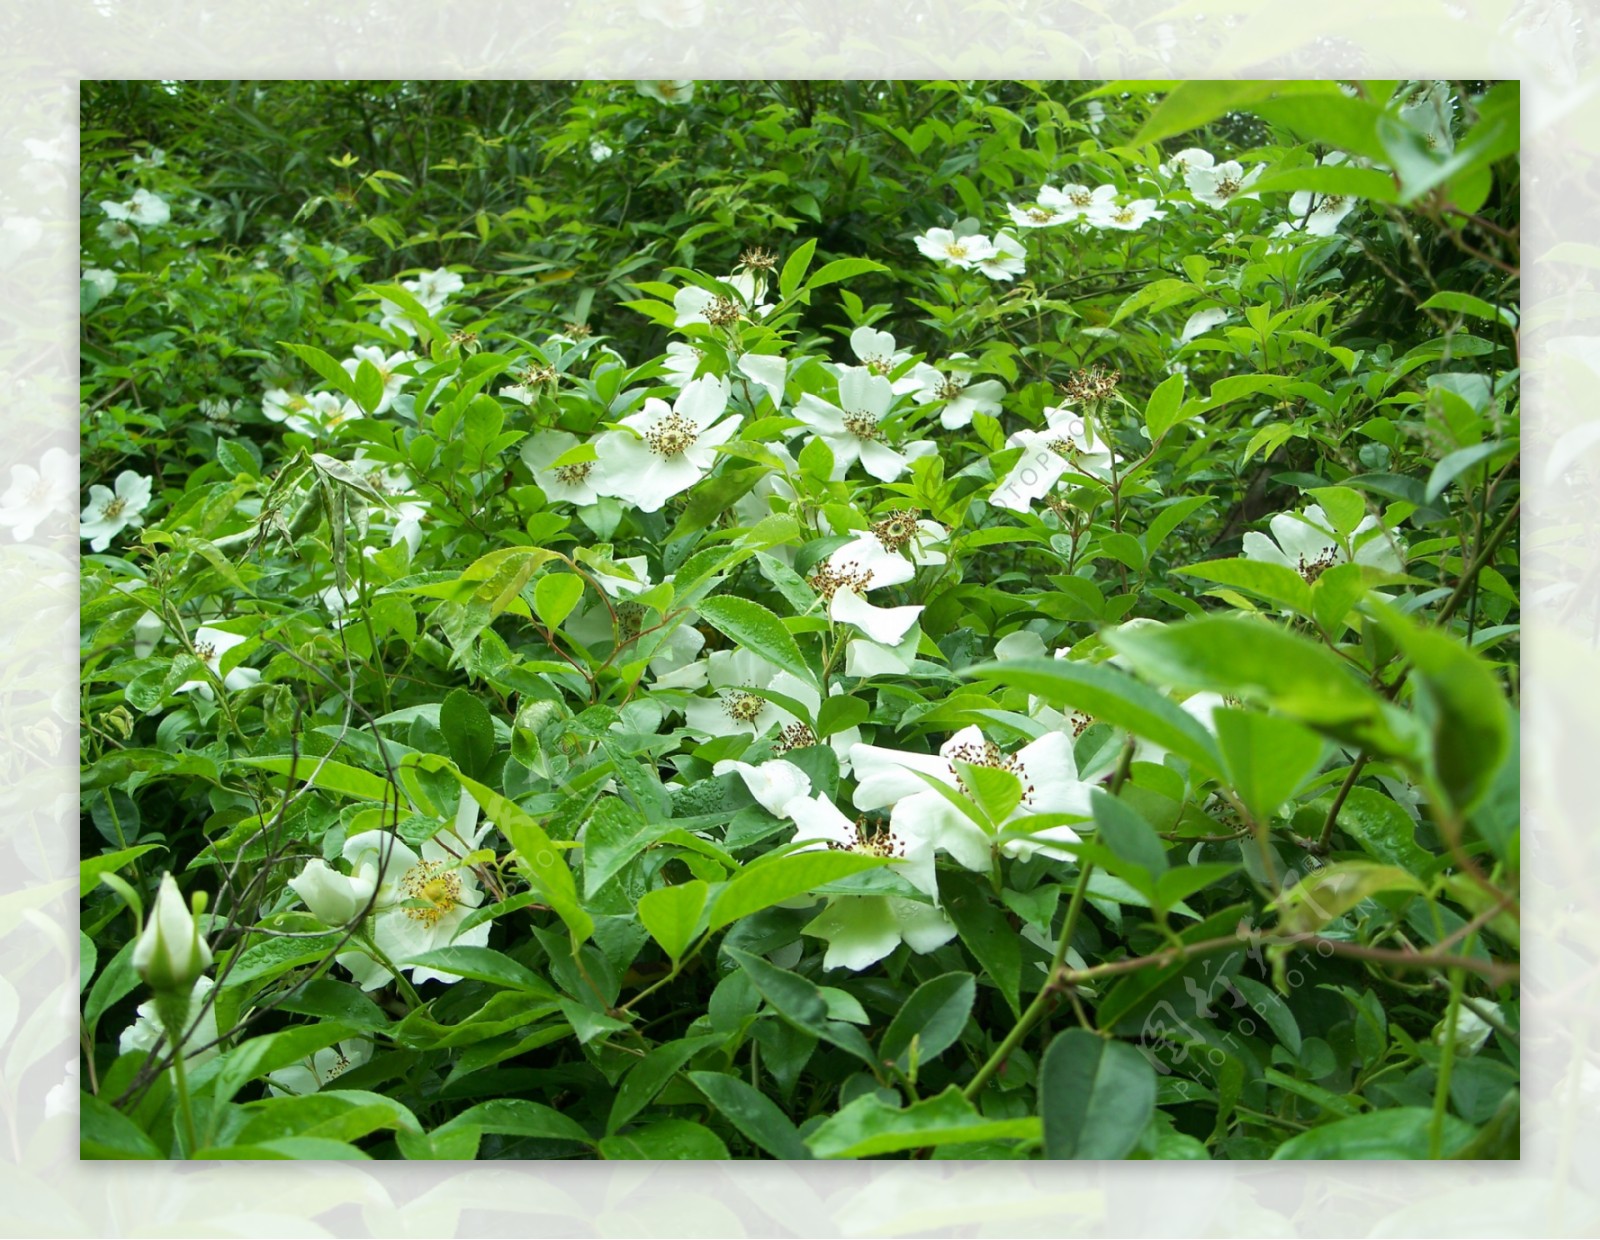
687;1070;811;1159
817;694;869;738
80;844;162;899
1271;1107;1475;1159
878;972;976;1071
426;760;593;944
438;687;495;782
636;880;709;963
708;850;886;932
696;595;816;687
1417;291;1517;328
1101;616;1416;758
600;1119;730;1160
1212;709;1325;825
1272;861;1423;935
1039;1028;1157;1160
1133;81;1292;144
942;875;1022;1018
533;572;585;631
1092;790;1168;882
1173;558;1313;616
1247;163;1399;204
80;1092;161;1159
235;756;396;803
1323;785;1433;876
607;1033;726;1135
806;1085;1039;1159
1424;442;1504;505
724;946;877;1067
201;1022;364;1109
1143;372;1187;439
403;946;556;995
1363;598;1510;813
778;237;818;299
281;341;361;402
1250;93;1390;162
805;257;888;291
1233;977;1302;1056
952;761;1022;827
581;798;671;897
964;657;1222;779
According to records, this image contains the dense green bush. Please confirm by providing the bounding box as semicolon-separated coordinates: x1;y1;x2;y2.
78;79;1519;1161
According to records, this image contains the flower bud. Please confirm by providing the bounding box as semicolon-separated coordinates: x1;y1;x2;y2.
288;858;376;926
132;874;212;993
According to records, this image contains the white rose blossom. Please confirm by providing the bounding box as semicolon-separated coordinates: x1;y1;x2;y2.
793;369;916;482
79;469;152;552
176;625;261;699
990;406;1118;513
914;227;995;270
592;376;741;513
1241;503;1405;583
0;446;76;540
1186;159;1264;209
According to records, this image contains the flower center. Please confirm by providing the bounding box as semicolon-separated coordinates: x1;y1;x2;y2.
865;356;895;377
519;363;558;387
1295;548;1340;584
871;509;919;553
703;296;742;327
842;410;883;441
1062;365;1121;404
645;413;699;457
723;690;766;724
323;1052;353;1083
552;461;593;485
1215;175;1242;199
806;562;874;602
935;376;966;401
1111;207;1135;225
772;722;817;756
946;738;1037;805
102;497;127;520
1067;710;1093;739
829;816;905;859
400;859;461;926
945;242;969;259
1047;437;1082;461
739;246;778;271
1315;195;1347;214
1026;207;1054;224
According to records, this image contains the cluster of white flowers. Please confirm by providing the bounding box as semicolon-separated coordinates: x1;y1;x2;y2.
914;227;1026;281
96;189;171;248
378;266;466;337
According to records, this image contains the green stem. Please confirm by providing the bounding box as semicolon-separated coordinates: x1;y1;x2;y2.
358;929;425;1009
155;992;199;1158
1429;962;1468;1158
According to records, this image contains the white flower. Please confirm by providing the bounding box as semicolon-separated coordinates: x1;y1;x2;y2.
646;622;708;689
683;648;812;740
389;501;428;558
661;341;703;388
0;446;75;540
636;80;696;106
713;758;813;816
1006;200;1072;229
913;361;1005;430
974;231;1026;280
97;217;137;248
1179;307;1232;344
263;389;357;436
914;227;995;270
803;895;958;972
1160;147;1214;180
793;369;911;482
120;976;219;1066
289;857;377;925
1091;198;1166;231
589;138;615;162
176;625;261;699
100;188;170;227
406;267;464;312
339;804;492;989
82;268;118;298
340;346;413;414
1037;183;1117;221
592;376;740;513
732;442;799;527
673;273;769;327
132;873;212;993
79;470;152;552
1186;160;1264;208
1398;80;1455;155
845;326;938;397
266;1039;374;1096
851;725;1096;868
990;406;1117;513
811;526;945;677
737;352;789;409
521;430;601;506
785;790;939;904
1241;503;1404;582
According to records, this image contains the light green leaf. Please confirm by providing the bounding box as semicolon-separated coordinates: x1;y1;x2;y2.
1039;1028;1157;1160
1213;709;1325;825
636;880;709;963
696;595;816;687
533;573;585;631
708;851;885;932
806;1085;1039;1158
